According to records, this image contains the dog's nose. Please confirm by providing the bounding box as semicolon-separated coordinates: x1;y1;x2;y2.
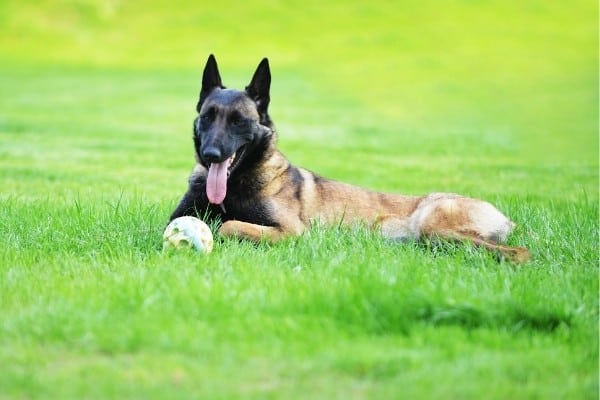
202;146;222;163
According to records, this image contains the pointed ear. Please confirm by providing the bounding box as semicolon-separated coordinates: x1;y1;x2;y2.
245;58;271;116
197;54;224;112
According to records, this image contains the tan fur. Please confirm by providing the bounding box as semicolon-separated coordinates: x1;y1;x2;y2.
219;149;530;263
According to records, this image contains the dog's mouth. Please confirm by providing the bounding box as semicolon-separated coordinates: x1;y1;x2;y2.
206;145;247;206
226;145;247;176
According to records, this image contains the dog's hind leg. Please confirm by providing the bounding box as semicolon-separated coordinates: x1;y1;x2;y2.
374;214;418;242
411;195;530;263
375;199;530;263
425;229;531;263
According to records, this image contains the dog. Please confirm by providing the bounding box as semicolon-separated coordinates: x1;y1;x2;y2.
169;55;530;263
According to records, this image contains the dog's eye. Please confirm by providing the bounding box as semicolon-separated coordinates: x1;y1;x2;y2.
229;111;245;127
199;107;216;125
199;114;212;127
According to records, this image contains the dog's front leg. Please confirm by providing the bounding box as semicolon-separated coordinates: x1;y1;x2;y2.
169;189;208;222
219;220;290;243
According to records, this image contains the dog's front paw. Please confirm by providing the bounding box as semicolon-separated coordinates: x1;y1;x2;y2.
218;220;283;243
218;221;245;238
218;220;266;242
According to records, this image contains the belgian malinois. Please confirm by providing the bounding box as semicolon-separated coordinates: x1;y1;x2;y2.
169;55;530;262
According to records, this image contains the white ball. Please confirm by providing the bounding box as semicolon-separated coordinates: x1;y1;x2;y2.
163;216;213;253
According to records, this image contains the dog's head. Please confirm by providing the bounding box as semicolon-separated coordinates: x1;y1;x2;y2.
193;55;274;204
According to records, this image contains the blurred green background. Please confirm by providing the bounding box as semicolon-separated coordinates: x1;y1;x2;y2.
0;0;597;195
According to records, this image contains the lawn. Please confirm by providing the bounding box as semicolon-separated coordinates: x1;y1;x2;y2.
0;1;598;399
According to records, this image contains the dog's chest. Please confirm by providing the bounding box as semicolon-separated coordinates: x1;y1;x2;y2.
221;192;277;227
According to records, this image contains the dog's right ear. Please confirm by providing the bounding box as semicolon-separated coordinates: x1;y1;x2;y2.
197;54;224;112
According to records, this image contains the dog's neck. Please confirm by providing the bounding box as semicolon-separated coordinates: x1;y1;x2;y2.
229;128;282;185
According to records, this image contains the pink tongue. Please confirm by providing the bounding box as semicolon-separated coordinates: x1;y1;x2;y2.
206;161;228;204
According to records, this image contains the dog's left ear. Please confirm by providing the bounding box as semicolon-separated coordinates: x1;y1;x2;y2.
246;58;271;119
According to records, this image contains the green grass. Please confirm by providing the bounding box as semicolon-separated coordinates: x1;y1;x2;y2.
0;0;598;399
